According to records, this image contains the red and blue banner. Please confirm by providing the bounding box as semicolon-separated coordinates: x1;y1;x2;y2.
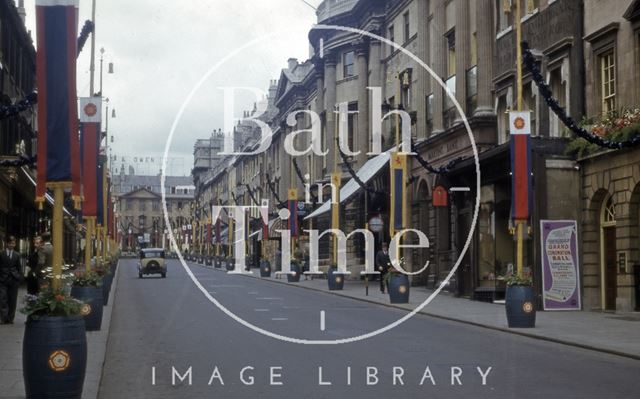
80;98;101;217
288;189;298;238
96;160;104;226
35;0;81;207
215;219;221;244
390;153;407;233
509;112;533;221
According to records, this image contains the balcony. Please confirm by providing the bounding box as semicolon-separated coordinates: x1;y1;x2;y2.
316;0;359;23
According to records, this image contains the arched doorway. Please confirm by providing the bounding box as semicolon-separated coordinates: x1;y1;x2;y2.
600;195;617;310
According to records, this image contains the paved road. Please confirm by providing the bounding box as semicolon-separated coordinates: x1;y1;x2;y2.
98;259;640;398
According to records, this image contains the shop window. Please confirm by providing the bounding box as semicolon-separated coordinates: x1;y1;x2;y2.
347;102;358;152
139;200;146;212
446;29;456;78
343;51;355;78
389;24;395;52
600;50;616;115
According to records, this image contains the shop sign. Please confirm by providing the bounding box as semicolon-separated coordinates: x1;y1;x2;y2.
540;220;581;310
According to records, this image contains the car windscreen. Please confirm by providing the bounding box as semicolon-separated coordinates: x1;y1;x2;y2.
142;251;164;258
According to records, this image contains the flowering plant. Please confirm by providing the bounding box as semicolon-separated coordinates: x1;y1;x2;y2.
21;288;84;319
72;270;102;287
566;108;640;157
501;269;533;286
384;257;407;285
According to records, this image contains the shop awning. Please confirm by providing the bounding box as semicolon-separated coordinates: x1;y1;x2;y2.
304;150;391;220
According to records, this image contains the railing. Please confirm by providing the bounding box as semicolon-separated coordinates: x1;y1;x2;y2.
316;0;359;22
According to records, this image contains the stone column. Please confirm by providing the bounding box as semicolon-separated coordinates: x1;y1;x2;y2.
415;0;430;139
474;0;494;116
314;59;325;182
432;0;446;134
455;0;470;121
355;42;369;168
324;51;337;175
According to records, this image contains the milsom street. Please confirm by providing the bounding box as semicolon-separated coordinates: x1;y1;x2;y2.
1;0;640;398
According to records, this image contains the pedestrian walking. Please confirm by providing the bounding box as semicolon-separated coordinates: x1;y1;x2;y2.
0;236;22;324
376;242;391;294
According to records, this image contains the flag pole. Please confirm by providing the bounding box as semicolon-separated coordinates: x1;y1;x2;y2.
515;0;524;278
51;183;66;291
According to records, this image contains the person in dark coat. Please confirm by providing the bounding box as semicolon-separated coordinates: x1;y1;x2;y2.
26;235;44;295
376;242;391;293
0;236;22;324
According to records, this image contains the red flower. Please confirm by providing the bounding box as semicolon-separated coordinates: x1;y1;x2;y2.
55;295;65;302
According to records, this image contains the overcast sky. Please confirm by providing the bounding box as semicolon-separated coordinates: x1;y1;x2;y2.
23;0;320;176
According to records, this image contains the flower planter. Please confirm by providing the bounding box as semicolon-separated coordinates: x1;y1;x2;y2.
225;258;235;271
23;316;87;399
214;256;222;269
259;260;271;278
287;262;301;283
205;257;213;267
387;274;410;303
70;286;103;331
505;285;536;328
327;268;344;290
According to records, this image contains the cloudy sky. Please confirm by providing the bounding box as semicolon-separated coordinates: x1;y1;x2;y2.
23;0;320;176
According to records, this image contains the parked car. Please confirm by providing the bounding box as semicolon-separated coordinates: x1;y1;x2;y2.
138;248;166;278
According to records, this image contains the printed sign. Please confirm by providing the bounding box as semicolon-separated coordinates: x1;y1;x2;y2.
540;220;581;310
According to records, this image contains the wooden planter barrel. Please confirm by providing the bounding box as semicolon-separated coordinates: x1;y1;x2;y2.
70;286;103;331
23;316;87;399
327;268;344;290
505;285;536;328
259;260;271;278
388;274;410;303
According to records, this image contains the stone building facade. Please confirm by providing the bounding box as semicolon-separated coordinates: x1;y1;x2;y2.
112;172;194;251
579;0;640;312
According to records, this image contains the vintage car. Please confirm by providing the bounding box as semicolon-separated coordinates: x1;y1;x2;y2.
138;248;167;278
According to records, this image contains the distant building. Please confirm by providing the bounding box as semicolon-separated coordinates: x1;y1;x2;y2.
112;171;194;251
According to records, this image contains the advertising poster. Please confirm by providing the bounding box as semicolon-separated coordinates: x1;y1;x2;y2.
540;220;581;310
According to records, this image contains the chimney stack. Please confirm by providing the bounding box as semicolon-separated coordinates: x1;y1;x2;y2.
16;0;26;24
287;58;298;71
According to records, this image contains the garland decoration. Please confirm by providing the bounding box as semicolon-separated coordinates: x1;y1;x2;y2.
245;184;260;206
0;155;36;167
291;158;318;203
0;91;37;121
522;41;640;149
77;20;94;57
410;139;459;174
337;138;380;195
265;173;286;208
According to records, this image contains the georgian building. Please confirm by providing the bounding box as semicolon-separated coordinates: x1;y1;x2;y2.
190;0;640;312
112;171;194;251
578;0;640;312
0;0;43;259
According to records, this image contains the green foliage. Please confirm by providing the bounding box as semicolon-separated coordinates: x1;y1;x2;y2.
565;108;640;157
503;273;533;286
21;288;84;319
72;270;103;287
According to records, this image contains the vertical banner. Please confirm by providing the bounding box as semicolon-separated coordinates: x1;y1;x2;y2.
79;97;101;217
331;173;341;232
206;223;212;244
288;189;298;238
390;152;407;233
540;220;581;310
261;199;269;240
509;111;533;221
35;0;82;207
215;219;221;244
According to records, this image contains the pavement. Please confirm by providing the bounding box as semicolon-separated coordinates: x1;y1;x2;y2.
0;261;120;399
190;260;640;360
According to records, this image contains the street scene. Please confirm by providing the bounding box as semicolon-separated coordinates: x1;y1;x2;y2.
1;0;640;398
